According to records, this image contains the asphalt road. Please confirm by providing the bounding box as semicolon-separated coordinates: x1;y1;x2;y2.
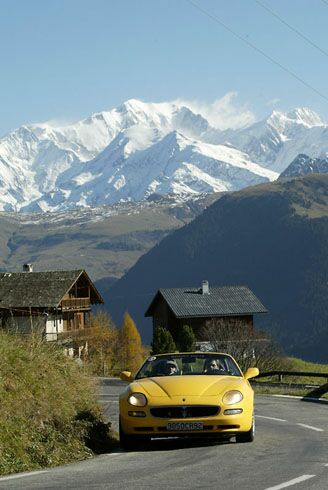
1;379;327;490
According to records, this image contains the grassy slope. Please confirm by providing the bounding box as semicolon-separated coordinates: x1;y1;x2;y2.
0;332;114;475
0;196;218;281
254;357;328;399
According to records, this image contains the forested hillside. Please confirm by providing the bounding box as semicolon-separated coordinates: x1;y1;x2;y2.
107;174;328;362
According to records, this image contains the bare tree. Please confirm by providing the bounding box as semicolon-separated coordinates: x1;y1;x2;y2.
84;311;120;375
202;318;286;372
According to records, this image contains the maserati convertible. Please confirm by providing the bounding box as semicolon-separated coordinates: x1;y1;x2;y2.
119;352;259;449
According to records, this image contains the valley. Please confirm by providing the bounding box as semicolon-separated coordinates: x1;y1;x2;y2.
0;193;219;282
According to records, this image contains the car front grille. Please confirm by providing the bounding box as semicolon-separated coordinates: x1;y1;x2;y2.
150;405;220;419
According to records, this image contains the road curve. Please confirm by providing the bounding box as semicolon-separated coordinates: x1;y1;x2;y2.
0;379;327;490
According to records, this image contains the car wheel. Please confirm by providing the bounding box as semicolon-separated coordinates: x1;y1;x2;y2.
119;420;149;450
235;416;255;443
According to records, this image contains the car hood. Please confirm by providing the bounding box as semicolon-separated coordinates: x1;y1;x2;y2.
132;375;244;398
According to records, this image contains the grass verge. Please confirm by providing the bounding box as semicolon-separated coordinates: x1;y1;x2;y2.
253;357;328;400
253;384;328;400
0;331;117;476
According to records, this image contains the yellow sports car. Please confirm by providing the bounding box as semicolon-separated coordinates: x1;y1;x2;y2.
119;352;259;449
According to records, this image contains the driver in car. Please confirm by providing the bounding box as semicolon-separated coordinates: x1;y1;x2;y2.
165;360;179;375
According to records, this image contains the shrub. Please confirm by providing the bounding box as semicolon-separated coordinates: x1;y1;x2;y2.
177;325;196;352
152;327;176;354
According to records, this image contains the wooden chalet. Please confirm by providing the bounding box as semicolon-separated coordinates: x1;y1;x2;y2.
145;280;267;343
0;266;104;356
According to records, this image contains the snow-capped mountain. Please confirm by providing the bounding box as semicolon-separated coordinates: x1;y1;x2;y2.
280;154;328;178
209;108;328;172
25;129;276;211
1;99;328;212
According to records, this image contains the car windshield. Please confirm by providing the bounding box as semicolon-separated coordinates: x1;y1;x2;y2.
135;353;242;379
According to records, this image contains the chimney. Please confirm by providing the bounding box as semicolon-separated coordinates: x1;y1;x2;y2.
23;264;33;273
201;280;209;294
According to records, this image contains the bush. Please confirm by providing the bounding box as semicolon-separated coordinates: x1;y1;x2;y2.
0;331;115;475
177;325;196;352
152;327;176;354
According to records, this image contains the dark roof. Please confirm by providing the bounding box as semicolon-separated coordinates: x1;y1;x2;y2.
0;269;104;309
145;286;267;318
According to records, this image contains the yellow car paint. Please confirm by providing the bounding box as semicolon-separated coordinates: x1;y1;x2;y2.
119;352;259;448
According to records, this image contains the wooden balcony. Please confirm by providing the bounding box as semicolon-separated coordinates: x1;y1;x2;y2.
56;327;94;342
61;298;90;310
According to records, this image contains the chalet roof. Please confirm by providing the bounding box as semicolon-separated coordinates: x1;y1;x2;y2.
145;285;267;318
0;269;103;309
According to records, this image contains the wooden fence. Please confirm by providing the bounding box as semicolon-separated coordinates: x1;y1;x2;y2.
257;371;328;382
253;370;328;399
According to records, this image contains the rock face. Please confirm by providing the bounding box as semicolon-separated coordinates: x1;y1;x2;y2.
280;154;328;178
106;174;328;362
4;99;328;212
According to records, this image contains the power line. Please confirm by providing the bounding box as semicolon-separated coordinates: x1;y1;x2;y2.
254;0;328;58
187;0;328;104
320;0;328;7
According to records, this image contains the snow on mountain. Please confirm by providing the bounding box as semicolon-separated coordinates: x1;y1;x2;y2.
280;153;328;178
208;107;327;172
24;129;278;211
0;99;214;211
1;99;328;212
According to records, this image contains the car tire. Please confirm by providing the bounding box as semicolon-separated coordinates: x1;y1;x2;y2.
235;416;255;443
119;420;150;450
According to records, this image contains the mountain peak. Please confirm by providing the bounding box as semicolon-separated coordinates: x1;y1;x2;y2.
280;153;328;178
286;107;325;127
1;97;328;212
120;98;145;111
267;107;325;129
161;130;190;147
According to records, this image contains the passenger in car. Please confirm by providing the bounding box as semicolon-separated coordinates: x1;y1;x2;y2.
203;359;223;373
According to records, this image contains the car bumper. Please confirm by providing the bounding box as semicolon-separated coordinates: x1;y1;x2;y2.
120;402;253;437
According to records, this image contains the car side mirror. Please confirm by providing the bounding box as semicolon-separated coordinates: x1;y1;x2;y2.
244;367;259;380
120;371;134;382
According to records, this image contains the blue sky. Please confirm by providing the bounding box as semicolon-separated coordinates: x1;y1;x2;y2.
1;0;328;136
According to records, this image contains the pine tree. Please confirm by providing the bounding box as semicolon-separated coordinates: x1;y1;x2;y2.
152;326;176;354
177;324;196;352
119;311;144;373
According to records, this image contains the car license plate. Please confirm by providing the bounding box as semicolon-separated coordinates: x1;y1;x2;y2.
166;422;203;431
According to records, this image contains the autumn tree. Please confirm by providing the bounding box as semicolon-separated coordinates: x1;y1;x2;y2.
177;325;196;352
119;312;144;374
151;326;176;354
84;311;119;375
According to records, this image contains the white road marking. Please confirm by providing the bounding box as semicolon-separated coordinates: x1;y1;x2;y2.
264;474;316;489
0;470;48;481
256;415;287;422
297;423;324;432
271;394;328;403
271;395;304;399
257;414;325;432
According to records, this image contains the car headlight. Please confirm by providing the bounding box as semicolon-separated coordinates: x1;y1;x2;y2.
223;390;243;405
128;393;147;407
